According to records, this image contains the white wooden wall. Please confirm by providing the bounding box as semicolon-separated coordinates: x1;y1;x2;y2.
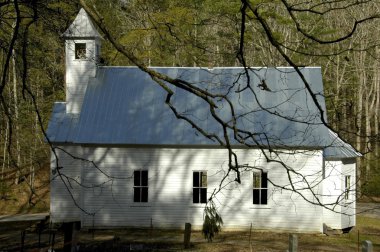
50;145;83;222
322;159;356;229
51;146;329;232
65;39;99;114
341;160;356;227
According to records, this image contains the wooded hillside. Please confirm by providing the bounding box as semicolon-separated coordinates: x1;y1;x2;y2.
0;0;379;212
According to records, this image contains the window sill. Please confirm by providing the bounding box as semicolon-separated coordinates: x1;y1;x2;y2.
249;206;271;209
190;205;206;208
130;205;151;208
74;58;89;61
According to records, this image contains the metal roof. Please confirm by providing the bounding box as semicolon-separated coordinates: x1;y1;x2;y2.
323;129;361;159
46;66;360;157
46;102;79;143
62;8;101;39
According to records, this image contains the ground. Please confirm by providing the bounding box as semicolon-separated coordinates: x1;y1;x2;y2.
357;202;380;219
0;167;380;251
0;162;50;215
0;210;380;251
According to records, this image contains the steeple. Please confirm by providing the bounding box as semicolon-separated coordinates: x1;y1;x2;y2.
63;8;102;114
63;8;102;39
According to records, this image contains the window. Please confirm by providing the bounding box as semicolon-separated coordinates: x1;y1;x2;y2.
134;170;148;202
193;171;207;203
75;43;86;59
253;171;268;205
344;175;351;200
95;44;100;61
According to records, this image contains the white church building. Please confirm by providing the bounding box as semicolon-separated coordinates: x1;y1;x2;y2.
47;9;360;233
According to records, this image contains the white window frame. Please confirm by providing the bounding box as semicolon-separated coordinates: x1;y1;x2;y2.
344;175;351;200
133;170;148;203
74;43;87;60
253;171;268;205
193;171;207;204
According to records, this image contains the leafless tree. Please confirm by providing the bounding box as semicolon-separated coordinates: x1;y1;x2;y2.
1;0;380;232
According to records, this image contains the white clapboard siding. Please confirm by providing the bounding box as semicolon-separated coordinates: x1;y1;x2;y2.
322;159;356;229
50;145;83;222
70;147;325;232
65;39;98;114
341;159;356;228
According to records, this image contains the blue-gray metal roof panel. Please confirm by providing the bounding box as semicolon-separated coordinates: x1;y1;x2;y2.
46;102;79;143
73;67;329;147
323;129;361;158
46;66;361;157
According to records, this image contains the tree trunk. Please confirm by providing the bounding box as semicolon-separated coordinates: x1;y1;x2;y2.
12;49;21;185
1;124;8;181
374;48;380;161
356;49;365;196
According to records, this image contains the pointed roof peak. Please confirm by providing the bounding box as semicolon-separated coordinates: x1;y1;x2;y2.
63;8;101;38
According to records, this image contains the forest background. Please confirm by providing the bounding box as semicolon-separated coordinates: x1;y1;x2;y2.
0;0;379;213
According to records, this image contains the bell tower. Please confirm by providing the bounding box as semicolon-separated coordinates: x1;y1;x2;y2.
63;8;102;114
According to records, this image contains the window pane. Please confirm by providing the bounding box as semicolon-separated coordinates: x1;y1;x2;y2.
201;172;207;187
142;171;148;186
134;187;141;202
141;187;148;202
345;176;350;188
261;189;268;204
193;188;199;203
193;172;199;187
134;171;140;186
253;189;260;204
253;173;261;188
345;175;351;200
262;172;268;188
95;45;99;59
75;43;86;59
200;188;207;203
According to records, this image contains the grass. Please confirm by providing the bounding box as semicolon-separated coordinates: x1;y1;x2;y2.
0;163;50;215
0;216;379;251
44;215;378;251
355;216;380;245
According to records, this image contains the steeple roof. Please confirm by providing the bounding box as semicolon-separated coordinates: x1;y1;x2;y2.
63;8;101;38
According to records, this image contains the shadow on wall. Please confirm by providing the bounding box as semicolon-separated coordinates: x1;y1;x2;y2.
51;145;341;233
